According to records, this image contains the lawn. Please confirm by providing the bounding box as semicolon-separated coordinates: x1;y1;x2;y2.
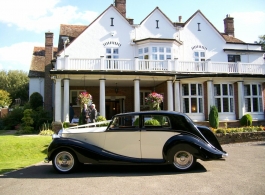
0;133;52;174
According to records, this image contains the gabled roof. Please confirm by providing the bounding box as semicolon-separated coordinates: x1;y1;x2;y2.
184;10;245;44
57;4;133;55
28;46;57;77
140;7;175;27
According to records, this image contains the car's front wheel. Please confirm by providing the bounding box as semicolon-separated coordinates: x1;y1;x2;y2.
52;150;77;173
172;150;195;171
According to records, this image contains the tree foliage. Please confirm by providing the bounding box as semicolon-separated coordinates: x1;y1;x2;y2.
0;70;29;105
258;35;265;50
0;89;12;107
29;92;43;110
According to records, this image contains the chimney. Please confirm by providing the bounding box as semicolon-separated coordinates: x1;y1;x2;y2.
179;16;182;23
127;18;134;25
114;0;126;17
224;14;234;37
44;32;54;113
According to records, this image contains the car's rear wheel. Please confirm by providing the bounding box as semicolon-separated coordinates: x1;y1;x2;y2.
172;150;195;171
52;150;77;173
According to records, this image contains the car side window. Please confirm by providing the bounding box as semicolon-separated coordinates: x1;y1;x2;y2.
110;115;139;129
143;115;171;128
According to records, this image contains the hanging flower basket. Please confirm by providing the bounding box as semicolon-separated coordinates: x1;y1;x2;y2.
77;91;92;107
145;92;163;110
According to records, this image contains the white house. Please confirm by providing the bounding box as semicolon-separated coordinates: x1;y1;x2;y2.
29;0;265;123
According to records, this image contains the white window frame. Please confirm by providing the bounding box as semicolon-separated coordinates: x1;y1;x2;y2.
194;50;206;61
244;84;263;113
106;48;119;59
214;84;234;113
181;83;203;113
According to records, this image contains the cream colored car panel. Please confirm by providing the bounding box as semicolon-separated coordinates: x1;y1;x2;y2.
141;131;178;159
104;131;141;158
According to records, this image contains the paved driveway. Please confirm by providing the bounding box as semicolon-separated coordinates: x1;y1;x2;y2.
0;141;264;195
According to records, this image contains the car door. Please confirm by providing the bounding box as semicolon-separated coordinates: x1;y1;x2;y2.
140;114;177;159
103;115;141;159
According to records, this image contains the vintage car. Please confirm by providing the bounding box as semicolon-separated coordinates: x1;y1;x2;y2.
44;111;227;173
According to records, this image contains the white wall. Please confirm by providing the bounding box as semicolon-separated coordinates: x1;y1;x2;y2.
29;78;44;98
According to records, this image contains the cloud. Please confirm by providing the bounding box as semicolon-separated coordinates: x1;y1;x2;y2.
0;0;98;33
0;42;42;72
231;11;265;43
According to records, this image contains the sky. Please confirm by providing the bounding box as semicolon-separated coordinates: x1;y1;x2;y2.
0;0;264;73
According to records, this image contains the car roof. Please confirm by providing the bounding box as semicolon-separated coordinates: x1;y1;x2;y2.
114;110;186;117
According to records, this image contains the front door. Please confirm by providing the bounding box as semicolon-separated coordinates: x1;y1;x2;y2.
105;100;120;120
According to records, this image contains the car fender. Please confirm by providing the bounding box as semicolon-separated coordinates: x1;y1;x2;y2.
162;134;225;162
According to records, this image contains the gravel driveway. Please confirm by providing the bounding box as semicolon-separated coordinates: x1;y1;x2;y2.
0;141;264;195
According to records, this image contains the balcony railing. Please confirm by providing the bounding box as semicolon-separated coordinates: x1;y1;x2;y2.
54;57;265;75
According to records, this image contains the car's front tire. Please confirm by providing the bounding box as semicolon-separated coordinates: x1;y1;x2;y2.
52;150;77;173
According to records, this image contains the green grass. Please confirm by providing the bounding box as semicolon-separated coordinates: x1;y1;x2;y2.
0;134;52;174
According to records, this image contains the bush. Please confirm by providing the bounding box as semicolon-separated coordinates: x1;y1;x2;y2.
2;107;24;130
29;92;43;110
31;107;52;130
96;116;109;126
209;105;219;129
240;114;252;126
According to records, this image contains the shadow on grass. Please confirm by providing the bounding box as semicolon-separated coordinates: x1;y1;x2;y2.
0;162;207;179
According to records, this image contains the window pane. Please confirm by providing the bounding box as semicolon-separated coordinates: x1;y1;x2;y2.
139;56;143;59
244;85;250;96
222;84;228;95
113;55;119;59
229;84;233;95
252;85;257;95
71;91;77;105
253;98;258;112
140;92;143;105
198;98;203;113
194;52;199;57
159;47;164;52
191;98;197;113
106;55;111;59
245;98;251;112
152;47;157;52
258;84;261;95
152;54;157;60
159;55;164;60
259;98;262;112
200;52;205;57
139;49;143;54
183;98;189;113
144;47;148;53
215;98;221;112
113;49;119;54
198;84;202;95
106;48;111;53
166;55;171;59
190;84;196;95
166;48;171;53
230;98;234;112
223;98;229;112
182;84;189;95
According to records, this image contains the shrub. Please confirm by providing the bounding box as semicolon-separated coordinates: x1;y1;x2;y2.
2;107;24;130
96;116;109;126
240;114;252;126
209;105;219;129
29;92;43;110
31;107;52;130
18;109;34;134
63;122;70;128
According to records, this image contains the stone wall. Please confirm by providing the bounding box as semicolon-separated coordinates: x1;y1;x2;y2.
216;132;265;145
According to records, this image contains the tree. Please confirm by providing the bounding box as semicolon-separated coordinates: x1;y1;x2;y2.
0;89;12;107
258;35;265;50
0;70;29;106
29;92;43;110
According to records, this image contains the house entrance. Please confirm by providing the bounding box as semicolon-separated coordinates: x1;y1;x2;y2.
105;97;125;120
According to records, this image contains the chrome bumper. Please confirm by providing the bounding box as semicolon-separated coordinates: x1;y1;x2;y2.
222;152;228;158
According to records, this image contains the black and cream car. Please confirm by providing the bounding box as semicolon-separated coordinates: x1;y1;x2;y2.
45;111;227;173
